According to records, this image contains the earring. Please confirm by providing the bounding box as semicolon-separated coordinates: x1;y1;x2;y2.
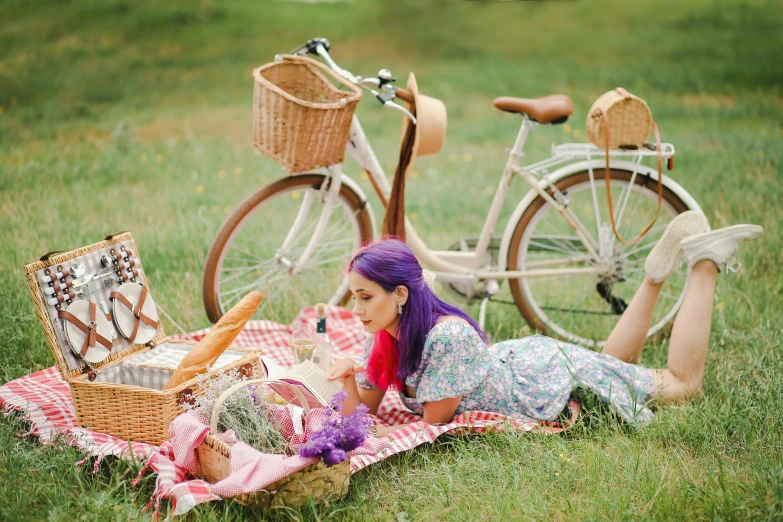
398;302;403;315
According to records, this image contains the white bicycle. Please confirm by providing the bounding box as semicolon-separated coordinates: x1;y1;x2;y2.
202;38;703;347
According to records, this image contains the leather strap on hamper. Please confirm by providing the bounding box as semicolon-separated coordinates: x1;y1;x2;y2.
110;285;159;343
58;302;113;357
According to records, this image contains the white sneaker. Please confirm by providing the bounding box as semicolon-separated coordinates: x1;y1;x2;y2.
681;224;764;273
644;210;710;283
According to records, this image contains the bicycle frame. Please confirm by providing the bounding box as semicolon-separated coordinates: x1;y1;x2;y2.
345;115;684;285
282;93;697;298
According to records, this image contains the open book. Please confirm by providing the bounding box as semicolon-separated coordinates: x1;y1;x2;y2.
258;356;344;409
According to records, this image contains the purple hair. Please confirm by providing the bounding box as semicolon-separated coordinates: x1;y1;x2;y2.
348;238;487;385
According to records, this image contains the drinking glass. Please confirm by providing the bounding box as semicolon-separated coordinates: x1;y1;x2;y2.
291;322;316;364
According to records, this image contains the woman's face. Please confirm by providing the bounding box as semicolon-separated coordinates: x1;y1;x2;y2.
348;271;406;335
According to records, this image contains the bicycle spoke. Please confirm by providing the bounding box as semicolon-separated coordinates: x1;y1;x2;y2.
538;219;586;255
611;171;638;233
528;239;587;258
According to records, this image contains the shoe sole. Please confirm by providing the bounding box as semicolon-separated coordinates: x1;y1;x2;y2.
645;210;710;284
680;224;764;251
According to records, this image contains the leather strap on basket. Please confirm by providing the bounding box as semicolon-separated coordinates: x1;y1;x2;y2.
58;303;112;357
602;88;664;245
110;284;159;343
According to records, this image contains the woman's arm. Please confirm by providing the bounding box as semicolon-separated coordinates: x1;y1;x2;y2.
373;396;462;437
341;371;386;415
328;358;386;415
328;358;462;435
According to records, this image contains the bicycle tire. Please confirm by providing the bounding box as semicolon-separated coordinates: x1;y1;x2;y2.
202;174;374;323
507;168;693;347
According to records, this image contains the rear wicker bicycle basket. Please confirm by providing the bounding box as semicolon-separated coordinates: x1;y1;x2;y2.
252;54;363;174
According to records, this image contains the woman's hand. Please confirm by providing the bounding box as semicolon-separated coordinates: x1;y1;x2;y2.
327;358;365;382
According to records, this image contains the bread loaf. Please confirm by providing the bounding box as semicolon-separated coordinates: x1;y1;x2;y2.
162;291;263;390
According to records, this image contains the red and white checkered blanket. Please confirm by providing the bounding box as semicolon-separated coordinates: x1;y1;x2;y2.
0;306;577;518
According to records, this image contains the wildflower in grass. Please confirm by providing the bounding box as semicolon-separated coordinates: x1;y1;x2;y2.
234;167;242;176
218;169;226;178
463;152;472;162
563;123;572;134
155;154;162;163
196;185;204;193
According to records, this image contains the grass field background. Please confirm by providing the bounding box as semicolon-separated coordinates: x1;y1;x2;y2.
1;0;782;520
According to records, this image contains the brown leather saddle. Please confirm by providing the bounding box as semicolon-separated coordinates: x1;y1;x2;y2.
493;94;574;124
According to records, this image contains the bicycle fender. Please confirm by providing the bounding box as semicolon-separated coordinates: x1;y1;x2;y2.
496;159;704;272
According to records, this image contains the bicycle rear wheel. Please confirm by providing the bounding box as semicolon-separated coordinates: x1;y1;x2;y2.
507;168;694;347
202;174;374;323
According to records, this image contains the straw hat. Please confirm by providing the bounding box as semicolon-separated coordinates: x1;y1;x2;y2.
401;72;447;163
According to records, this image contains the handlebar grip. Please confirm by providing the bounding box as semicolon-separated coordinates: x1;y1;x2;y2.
395;87;414;104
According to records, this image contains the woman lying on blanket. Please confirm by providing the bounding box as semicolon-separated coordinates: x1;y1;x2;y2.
327;212;762;435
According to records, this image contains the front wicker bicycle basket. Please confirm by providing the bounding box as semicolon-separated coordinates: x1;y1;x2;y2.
252;55;362;174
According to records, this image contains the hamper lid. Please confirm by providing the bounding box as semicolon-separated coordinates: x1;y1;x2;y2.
24;232;167;380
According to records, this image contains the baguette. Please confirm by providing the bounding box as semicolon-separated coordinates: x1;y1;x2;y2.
162;291;263;390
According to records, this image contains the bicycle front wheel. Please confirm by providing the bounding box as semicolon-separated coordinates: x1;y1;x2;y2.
507;168;694;347
202;174;374;323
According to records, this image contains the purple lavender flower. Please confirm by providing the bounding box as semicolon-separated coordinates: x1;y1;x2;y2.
328;388;348;412
323;448;348;466
339;404;372;452
298;391;371;465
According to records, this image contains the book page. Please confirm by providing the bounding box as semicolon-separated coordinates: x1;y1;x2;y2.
280;360;344;405
269;382;325;410
258;355;285;379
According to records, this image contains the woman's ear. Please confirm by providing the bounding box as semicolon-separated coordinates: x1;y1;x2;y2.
395;285;409;306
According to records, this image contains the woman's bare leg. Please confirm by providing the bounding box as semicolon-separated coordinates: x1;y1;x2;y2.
648;260;719;402
602;279;663;363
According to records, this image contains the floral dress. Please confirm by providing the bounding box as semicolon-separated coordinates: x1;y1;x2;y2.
356;321;657;427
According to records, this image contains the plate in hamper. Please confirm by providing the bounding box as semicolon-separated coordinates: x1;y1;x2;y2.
63;300;114;364
111;282;159;345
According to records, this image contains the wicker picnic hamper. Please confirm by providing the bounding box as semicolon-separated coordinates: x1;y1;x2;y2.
252;54;363;174
23;232;263;445
196;379;351;508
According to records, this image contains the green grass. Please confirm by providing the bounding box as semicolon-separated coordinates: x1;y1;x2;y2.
1;0;782;520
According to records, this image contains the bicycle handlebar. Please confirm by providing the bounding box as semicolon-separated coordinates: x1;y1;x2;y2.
394;87;413;104
290;38;416;123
